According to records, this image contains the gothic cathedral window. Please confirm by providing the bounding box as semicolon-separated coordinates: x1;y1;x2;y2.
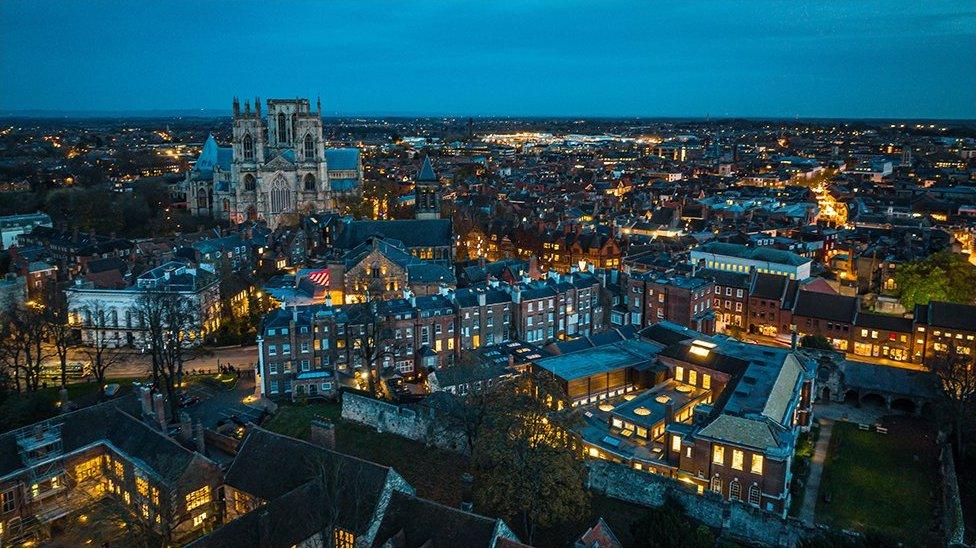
304;134;314;159
244;174;256;191
277;112;287;144
304;173;316;191
243;134;254;160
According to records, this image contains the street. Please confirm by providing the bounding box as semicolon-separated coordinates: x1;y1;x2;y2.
65;345;260;380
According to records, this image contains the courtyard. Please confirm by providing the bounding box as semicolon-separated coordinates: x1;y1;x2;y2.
815;416;942;546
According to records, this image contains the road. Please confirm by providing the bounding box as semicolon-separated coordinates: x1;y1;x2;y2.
64;345;260;380
743;333;927;371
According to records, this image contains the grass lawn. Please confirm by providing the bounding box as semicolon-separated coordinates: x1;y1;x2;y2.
816;417;941;546
0;378;138;432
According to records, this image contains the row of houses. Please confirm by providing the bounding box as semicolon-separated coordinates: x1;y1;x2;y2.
256;270;605;399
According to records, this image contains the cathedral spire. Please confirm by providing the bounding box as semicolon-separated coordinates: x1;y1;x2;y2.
255;97;261;117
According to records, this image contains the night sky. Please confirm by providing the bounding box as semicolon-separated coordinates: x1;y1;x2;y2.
1;0;974;118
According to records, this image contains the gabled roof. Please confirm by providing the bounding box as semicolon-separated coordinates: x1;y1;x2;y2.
792;289;856;323
325;147;360;171
374;491;511;547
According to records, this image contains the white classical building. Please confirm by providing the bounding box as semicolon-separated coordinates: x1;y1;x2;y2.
182;97;362;229
66;261;220;348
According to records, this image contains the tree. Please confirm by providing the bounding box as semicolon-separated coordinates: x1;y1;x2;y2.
930;350;976;459
0;302;54;392
136;289;201;419
78;301;127;395
471;372;589;544
895;251;976;310
427;350;496;454
629;495;715;547
345;301;399;398
45;292;75;388
800;334;834;350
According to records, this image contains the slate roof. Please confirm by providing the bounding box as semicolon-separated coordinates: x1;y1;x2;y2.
336;219;453;250
325;147;360;171
374;491;508;547
534;339;663;381
749;272;790;300
916;301;976;332
792;290;856;323
0;399;199;485
697;414;791;452
855;312;913;332
223;426;393;505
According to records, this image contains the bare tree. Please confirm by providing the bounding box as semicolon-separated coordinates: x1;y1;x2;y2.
78;301;127;395
426;350;496;454
931;350;976;458
45;291;75;388
0;302;55;392
136;288;202;419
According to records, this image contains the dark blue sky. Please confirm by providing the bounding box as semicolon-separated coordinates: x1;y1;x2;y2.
1;0;974;118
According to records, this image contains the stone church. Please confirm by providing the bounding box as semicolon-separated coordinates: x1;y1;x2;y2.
182;97;361;228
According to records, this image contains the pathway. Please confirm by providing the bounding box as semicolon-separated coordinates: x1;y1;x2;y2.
798;419;834;526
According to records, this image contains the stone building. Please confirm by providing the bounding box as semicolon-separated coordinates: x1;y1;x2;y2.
181;97;362;229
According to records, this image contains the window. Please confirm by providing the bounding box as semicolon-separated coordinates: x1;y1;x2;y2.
731;449;744;470
2;488;15;513
710;476;722;493
671;435;681;452
268;344;277;356
688;369;698;386
333;528;355;548
113;459;124;478
729;480;741;501
712;445;725;465
244;173;256;191
74;456;102;481
136;476;149;497
303;173;316;191
748;484;761;506
185;486;211;511
675;366;684;382
751;454;764;475
277;112;287;143
243;134;254;160
702;373;711;390
193;512;208;527
304;134;314;159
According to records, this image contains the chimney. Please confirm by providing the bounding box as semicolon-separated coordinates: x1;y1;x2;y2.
139;386;153;416
665;402;675;425
152;393;167;432
292;306;298;322
180;412;192;439
308;419;336;449
194;421;206;454
460;473;474;512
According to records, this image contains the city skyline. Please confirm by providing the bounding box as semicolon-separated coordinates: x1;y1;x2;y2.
1;0;975;119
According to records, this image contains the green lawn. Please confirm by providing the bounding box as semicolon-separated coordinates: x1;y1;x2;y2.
816;418;941;546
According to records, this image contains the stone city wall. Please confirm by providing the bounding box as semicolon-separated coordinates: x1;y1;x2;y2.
586;460;818;547
340;391;467;453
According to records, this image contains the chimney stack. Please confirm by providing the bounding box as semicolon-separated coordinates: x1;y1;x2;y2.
180;411;192;440
308;419;336;449
152;393;167;432
194;421;206;454
139;386;153;416
460;473;474;512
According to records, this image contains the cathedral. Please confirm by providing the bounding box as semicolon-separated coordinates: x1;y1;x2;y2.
182;97;362;228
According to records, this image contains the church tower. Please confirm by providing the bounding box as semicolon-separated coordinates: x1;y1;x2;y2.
414;156;440;220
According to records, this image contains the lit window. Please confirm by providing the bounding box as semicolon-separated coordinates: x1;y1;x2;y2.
731;449;744;471
193;512;208;527
185;486;211;511
333;528;355;548
675;366;684;382
712;445;725;465
751;454;764;475
671;435;681;452
702;374;711;390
